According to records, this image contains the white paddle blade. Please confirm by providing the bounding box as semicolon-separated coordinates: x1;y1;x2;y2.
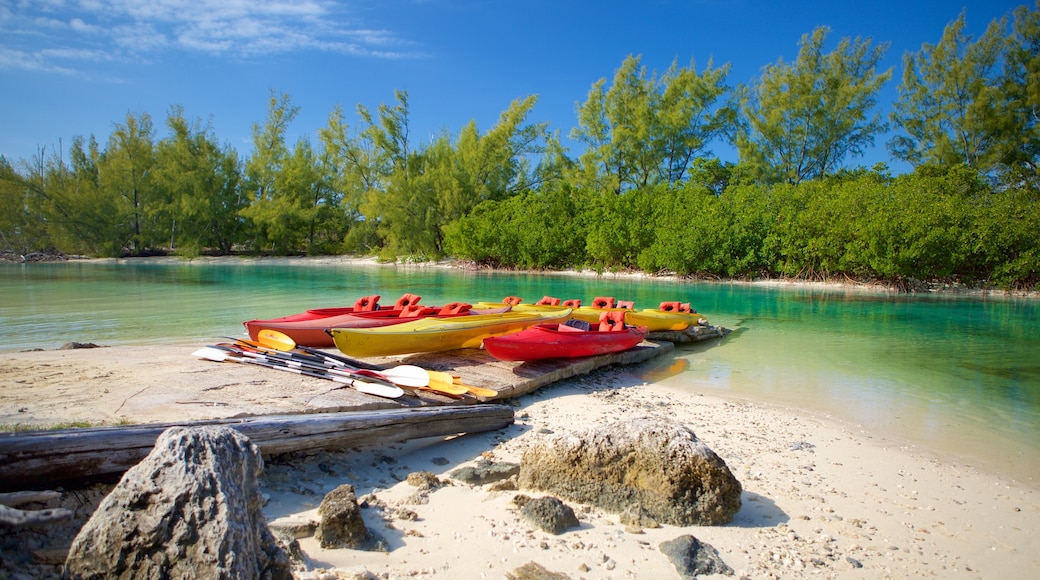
192;347;229;362
352;381;405;399
379;365;431;387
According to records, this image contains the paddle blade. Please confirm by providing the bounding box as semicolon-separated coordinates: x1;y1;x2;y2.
192;347;229;362
257;329;297;351
455;382;498;398
377;365;431;387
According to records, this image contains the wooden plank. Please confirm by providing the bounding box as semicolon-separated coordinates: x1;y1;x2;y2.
0;405;514;492
389;341;675;400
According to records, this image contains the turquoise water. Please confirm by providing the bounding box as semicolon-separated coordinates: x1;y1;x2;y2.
2;259;1038;485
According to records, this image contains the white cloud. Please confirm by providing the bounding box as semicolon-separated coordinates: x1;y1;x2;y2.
0;0;422;75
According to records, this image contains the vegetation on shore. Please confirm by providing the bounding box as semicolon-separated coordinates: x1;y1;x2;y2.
1;7;1038;290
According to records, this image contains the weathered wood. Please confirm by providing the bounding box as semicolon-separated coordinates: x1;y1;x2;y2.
0;490;61;507
0;405;514;492
0;504;73;528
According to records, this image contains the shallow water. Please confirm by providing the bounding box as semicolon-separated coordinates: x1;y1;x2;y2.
2;259;1038;485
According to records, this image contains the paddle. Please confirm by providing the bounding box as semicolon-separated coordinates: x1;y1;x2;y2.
218;340;408;390
260;329;383;370
254;329;431;387
193;347;404;399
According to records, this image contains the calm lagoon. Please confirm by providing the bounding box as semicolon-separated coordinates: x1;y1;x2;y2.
2;258;1038;485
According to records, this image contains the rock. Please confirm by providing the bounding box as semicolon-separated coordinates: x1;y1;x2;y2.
450;459;520;485
659;534;734;578
518;417;742;526
315;484;372;549
405;471;442;490
58;342;101;350
619;503;660;529
516;495;579;535
505;561;573;579
64;426;291;579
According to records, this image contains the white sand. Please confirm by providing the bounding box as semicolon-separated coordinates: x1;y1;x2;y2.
263;368;1040;579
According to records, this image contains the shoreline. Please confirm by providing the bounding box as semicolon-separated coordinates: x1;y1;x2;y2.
24;253;1038;298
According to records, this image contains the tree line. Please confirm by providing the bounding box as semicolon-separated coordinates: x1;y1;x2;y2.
1;6;1038;289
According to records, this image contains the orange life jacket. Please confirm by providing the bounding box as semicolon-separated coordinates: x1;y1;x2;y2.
438;302;473;315
399;304;436;318
592;296;615;309
393;293;422;309
535;296;561;306
598;310;626;332
353;295;380;312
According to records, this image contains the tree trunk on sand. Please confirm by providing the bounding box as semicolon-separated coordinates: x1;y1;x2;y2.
0;405;514;492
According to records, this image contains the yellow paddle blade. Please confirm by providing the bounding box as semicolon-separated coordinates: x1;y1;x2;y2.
425;369;455;384
455;382;497;398
257;329;297;351
425;378;469;396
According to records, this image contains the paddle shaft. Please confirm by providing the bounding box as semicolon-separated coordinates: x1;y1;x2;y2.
223;339;407;388
199;348;402;398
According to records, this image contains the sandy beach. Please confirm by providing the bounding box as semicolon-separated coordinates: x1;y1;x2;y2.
1;341;1038;579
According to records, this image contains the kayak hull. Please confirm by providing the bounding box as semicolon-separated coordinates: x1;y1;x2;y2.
482;323;648;361
245;306;509;347
329;309;572;357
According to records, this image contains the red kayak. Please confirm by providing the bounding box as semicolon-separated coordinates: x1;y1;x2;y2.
255;293;420;325
244;302;509;347
482;315;648;361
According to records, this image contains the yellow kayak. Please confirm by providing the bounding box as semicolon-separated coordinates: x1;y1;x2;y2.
569;307;695;332
328;309;572;357
475;302;574;316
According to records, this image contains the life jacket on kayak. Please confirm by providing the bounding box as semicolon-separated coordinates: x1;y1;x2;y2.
593;296;615;309
535;296;561;306
679;303;696;313
616;300;634;309
562;299;582;308
394;293;422;309
438;302;472;315
502;296;523;306
598;310;626;332
399;304;437;318
354;295;380;312
659;301;681;312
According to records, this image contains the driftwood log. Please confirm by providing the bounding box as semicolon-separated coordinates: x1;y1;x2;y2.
0;490;74;528
0;405;514;492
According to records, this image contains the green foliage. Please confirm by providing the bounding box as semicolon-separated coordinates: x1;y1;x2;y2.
98;112;159;254
570;55;732;193
737;27;892;185
443;184;589;269
889;11;1012;172
155;107;245;257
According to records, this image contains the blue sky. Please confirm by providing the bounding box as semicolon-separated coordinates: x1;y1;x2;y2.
0;0;1029;174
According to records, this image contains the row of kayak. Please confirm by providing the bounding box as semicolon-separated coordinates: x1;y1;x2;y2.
242;294;708;361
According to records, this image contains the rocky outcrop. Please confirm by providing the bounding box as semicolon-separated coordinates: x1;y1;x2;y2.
518;417;742;526
64;425;291;579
